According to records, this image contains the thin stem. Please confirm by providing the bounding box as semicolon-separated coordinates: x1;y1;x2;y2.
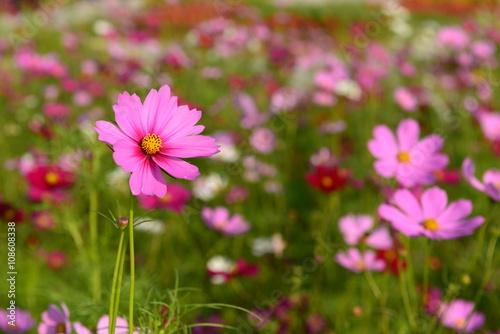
423;239;431;305
109;230;126;334
89;146;102;302
364;270;382;299
466;202;496;272
399;242;417;331
128;194;136;334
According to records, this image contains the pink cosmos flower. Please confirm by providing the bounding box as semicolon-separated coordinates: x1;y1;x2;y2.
32;210;57;231
439;299;484;333
137;182;191;213
38;303;71;334
462;157;500;201
96;315;139;334
338;214;392;250
0;308;35;333
437;26;470;49
94;85;219;197
394;87;417;112
378;187;484;239
201;207;250;235
250;127;276;154
368;119;449;187
478;111;500;142
335;248;386;273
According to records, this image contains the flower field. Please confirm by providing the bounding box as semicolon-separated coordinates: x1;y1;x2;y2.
0;0;499;333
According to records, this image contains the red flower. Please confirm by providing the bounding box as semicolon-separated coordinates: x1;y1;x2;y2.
305;166;349;193
26;165;75;202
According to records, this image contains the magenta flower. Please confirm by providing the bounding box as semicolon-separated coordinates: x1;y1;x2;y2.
339;214;392;250
368;119;449;187
38;303;71;334
462;157;500;201
201;207;250;236
439;299;484;333
137;182;191;213
437;26;470;49
394;87;418;112
378;187;484;239
0;308;35;333
478;111;500;142
94;85;219;197
335;248;386;273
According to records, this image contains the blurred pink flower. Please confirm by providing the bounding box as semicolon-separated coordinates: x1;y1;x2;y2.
437;26;469;49
43;103;71;119
478;111;500;142
26;165;75;203
96;315;138;334
0;308;35;333
462;157;500;201
46;250;68;271
250;127;276;154
335;248;386;273
202;207;250;235
368;119;449;187
38;303;71;334
379;187;484;239
394;87;417;112
338;214;392;250
225;186;249;204
94;85;219;197
206;256;259;284
137;182;191;213
32;210;57;231
439;299;484;333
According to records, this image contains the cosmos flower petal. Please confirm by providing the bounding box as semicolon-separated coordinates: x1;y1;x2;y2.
113;92;145;141
421;187;448;218
163;135;220;158
152;155;200;180
112;140;147;173
397;118;420;151
378;204;422;237
366;227;393;250
93;120;129;146
393;189;424;220
159;105;203;141
461;157;486;191
374;159;398;177
368;125;398;158
437;199;473;224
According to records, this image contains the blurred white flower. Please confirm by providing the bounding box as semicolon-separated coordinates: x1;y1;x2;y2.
192;173;228;200
134;217;165;235
252;234;286;258
334;80;362;101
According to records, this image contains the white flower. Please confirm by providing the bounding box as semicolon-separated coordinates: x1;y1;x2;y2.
251;234;286;258
192;173;228;200
134;217;165;234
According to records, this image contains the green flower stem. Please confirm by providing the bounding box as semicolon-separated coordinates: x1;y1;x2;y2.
422;239;431;305
89;145;102;302
399;239;417;331
466;202;496;272
129;194;136;334
109;230;126;334
364;270;382;299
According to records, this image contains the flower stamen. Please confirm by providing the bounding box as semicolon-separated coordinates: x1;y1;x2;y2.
422;218;439;231
397;151;411;163
141;134;163;155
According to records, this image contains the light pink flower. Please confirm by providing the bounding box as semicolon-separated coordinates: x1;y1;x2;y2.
394;87;417;112
94;85;219;197
378;187;484;239
38;303;71;334
439;299;484;333
250;128;276;154
339;214;392;250
478;111;500;142
437;26;470;49
462;157;500;201
368;119;449;187
96;315;139;334
201;207;250;236
335;248;386;273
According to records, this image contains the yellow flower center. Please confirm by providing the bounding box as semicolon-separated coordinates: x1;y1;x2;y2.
160;193;172;203
397;151;411;163
45;172;60;185
321;176;333;188
355;261;366;271
454;318;466;330
423;218;439;231
141;134;163;155
56;323;67;334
